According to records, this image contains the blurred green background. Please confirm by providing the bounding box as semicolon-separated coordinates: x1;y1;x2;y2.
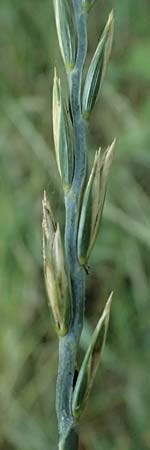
0;0;150;449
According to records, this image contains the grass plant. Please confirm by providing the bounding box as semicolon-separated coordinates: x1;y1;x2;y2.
0;0;149;449
42;2;115;448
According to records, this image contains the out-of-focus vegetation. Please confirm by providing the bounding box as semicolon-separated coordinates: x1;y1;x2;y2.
0;0;150;449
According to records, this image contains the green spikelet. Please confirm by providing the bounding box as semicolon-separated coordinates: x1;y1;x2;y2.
72;293;113;417
82;11;114;119
77;139;116;265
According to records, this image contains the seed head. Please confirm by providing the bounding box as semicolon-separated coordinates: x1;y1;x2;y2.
42;191;72;336
72;292;113;417
77;139;116;265
82;11;114;119
53;69;74;191
53;0;77;70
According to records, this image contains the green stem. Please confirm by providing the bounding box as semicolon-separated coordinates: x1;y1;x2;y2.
56;2;87;449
